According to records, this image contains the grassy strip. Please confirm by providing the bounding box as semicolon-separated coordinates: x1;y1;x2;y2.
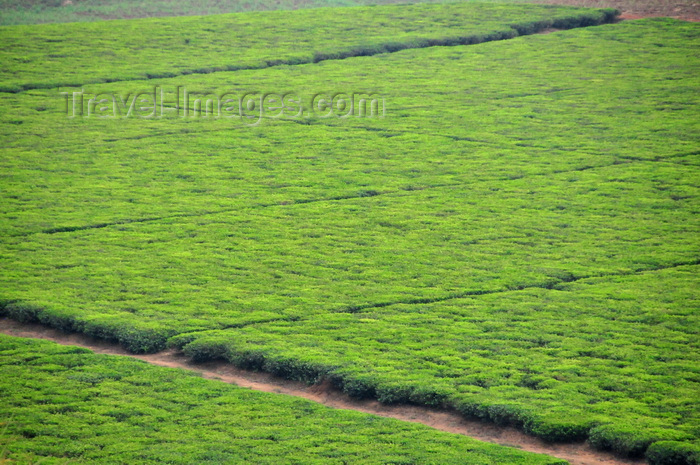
0;334;568;464
169;266;699;460
0;3;618;92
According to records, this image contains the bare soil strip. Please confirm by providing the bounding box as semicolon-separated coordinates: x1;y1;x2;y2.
1;318;646;465
541;0;699;22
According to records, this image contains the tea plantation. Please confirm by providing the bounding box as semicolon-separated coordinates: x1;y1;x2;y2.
0;2;698;464
0;3;617;92
0;334;571;464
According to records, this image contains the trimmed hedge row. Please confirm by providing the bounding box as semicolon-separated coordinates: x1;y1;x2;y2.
313;9;620;63
2;300;685;458
1;300;174;353
174;334;337;383
589;425;692;459
312;29;518;62
170;333;697;459
512;9;619;35
647;442;700;465
173;336;596;444
0;334;572;465
1;290;692;459
0;7;619;92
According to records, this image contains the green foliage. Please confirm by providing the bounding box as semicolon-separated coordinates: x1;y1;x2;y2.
646;441;700;465
0;4;698;461
589;425;690;458
0;0;619;27
524;418;592;443
3;302;43;323
169;267;699;450
0;3;617;92
0;334;567;464
82;318;177;353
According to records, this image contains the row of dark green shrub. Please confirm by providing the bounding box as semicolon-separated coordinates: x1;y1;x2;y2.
0;300;174;353
169;333;696;464
0;8;619;92
4;296;695;463
173;335;578;440
312;10;620;63
646;442;700;465
0;334;569;464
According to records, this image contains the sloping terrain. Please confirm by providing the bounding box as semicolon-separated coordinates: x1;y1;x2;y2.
0;334;570;464
0;2;617;92
0;0;697;25
0;4;698;464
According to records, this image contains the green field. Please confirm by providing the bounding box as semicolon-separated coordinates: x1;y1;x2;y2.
0;334;571;464
0;3;617;92
0;0;644;26
0;2;699;464
0;0;444;25
0;0;695;26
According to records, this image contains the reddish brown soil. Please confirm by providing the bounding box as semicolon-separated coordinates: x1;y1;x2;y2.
0;318;646;465
539;0;700;22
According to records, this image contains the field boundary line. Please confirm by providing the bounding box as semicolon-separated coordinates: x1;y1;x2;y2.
10;154;694;239
5;159;643;238
338;258;700;313
0;261;695;464
7;117;692;169
0;10;619;94
0;317;645;465
2;259;696;350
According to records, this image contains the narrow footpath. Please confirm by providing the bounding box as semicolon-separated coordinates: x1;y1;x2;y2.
1;318;646;465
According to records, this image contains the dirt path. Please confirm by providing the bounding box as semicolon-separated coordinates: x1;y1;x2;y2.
0;318;647;465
